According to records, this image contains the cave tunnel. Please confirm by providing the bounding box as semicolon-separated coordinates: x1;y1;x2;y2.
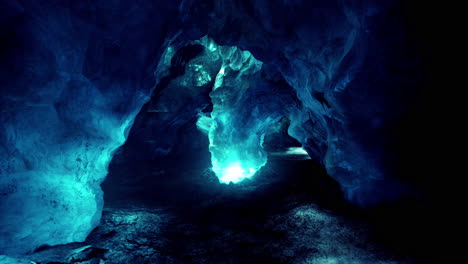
0;0;465;263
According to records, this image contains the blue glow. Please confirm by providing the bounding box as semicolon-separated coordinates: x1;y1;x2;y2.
286;147;309;156
195;36;273;184
216;162;255;184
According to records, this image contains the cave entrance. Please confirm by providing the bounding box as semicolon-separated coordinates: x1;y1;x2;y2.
96;37;345;263
102;37;341;209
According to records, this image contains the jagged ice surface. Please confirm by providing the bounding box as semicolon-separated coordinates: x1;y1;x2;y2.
0;1;177;254
195;37;280;184
0;0;423;255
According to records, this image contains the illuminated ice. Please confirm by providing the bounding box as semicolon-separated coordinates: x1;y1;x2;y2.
195;37;278;184
0;29;176;254
217;162;256;184
286;147;310;156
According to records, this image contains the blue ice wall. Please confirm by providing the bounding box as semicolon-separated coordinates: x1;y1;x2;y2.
117;37;295;185
114;43;219;162
195;38;281;183
0;1;179;254
1;0;423;254
181;0;420;205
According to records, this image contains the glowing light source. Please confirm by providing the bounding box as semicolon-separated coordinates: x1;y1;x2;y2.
217;162;256;184
269;147;311;160
286;147;309;156
194;36;270;185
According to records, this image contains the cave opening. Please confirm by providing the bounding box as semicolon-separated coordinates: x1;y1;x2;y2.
102;36;343;210
96;38;357;263
2;1;462;262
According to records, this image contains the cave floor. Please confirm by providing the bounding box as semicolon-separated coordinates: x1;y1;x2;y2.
22;157;412;264
25;204;398;264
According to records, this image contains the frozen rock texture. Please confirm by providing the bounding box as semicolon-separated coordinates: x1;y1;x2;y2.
0;255;33;264
181;0;420;204
0;0;179;254
23;204;400;264
1;0;423;254
116;0;421;204
16;207;168;264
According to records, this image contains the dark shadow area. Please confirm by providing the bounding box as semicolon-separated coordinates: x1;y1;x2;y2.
100;120;376;263
103;151;355;263
101;123;465;263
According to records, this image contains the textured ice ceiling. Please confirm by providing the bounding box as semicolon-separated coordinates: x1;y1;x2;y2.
0;0;421;254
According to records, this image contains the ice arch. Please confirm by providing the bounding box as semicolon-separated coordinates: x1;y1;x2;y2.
0;0;423;255
194;37;281;184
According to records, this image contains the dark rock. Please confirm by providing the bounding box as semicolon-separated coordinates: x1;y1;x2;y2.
66;246;107;263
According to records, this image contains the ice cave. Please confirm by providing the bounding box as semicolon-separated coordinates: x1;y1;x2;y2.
0;0;465;263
